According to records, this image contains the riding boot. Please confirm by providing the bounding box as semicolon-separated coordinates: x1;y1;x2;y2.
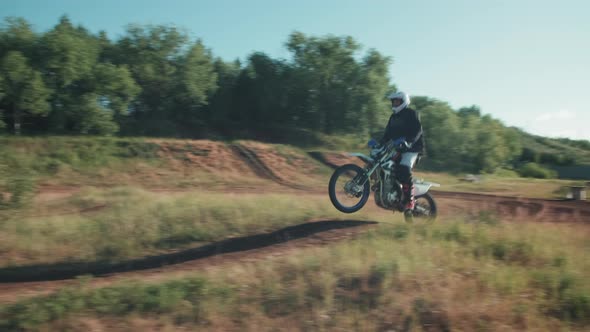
402;182;415;211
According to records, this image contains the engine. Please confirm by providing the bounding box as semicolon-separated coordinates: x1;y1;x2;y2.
373;163;401;209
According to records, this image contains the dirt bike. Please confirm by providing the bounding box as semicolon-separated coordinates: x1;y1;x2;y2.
328;139;440;222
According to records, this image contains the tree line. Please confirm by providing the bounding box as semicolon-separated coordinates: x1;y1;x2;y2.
0;16;584;173
0;16;392;138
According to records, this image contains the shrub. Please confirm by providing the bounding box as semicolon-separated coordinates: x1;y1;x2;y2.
0;153;35;209
518;162;557;179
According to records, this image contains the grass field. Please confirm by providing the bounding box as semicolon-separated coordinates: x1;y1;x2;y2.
1;217;588;331
0;136;588;331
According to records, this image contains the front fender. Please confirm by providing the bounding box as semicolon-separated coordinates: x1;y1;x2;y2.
348;153;374;164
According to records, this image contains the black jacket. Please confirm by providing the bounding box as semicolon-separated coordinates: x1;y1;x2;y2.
380;107;425;153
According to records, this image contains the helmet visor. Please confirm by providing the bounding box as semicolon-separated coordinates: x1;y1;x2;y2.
391;98;403;107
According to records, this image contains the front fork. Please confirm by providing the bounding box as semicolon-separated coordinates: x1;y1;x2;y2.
343;163;376;197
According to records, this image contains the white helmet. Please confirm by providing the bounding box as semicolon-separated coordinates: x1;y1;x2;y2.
387;91;410;113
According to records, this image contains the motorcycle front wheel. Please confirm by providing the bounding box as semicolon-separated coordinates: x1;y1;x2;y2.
328;164;370;213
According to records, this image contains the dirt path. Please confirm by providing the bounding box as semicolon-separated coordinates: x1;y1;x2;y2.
33;185;590;223
0;220;376;304
432;190;590;223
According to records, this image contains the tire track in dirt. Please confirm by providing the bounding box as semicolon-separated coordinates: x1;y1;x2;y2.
307;151;341;169
307;151;364;170
0;220;374;283
0;220;376;303
230;143;310;190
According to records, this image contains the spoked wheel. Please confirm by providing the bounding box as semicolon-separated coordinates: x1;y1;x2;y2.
404;193;437;222
328;164;370;213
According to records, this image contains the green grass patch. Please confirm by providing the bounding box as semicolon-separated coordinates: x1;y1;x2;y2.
0;136;160;175
0;136;162;209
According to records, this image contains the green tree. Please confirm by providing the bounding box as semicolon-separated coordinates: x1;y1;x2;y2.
414;98;523;173
0;51;50;135
30;16;141;135
456;105;482;170
113;23;186;135
418;100;463;170
206;58;241;132
113;24;217;136
40;16;99;89
38;16;103;133
0;17;44;134
0;75;4;131
90;63;140;129
457;105;481;118
286;31;366;134
0;17;36;59
67;93;119;134
410;95;439;112
502;127;523;165
357;49;392;136
231;52;292;133
171;41;217;133
472;116;509;172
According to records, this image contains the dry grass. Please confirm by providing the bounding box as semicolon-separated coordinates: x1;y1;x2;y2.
0;188;359;267
1;218;588;331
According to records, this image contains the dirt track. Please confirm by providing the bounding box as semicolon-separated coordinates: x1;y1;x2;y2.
33;185;590;224
433;190;590;223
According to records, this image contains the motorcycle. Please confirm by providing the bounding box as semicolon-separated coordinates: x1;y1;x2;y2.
328;139;440;222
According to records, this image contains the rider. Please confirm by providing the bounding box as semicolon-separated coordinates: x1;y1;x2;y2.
377;91;425;211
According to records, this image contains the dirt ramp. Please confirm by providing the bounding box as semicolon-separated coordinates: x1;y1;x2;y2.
235;142;324;188
230;144;302;189
152;139;257;178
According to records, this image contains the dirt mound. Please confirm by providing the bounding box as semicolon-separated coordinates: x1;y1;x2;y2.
152;141;369;186
151;139;258;179
237;141;324;186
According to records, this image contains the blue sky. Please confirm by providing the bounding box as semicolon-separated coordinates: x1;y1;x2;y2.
2;0;589;140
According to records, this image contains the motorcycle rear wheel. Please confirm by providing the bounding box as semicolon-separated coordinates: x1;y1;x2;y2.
404;193;437;222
